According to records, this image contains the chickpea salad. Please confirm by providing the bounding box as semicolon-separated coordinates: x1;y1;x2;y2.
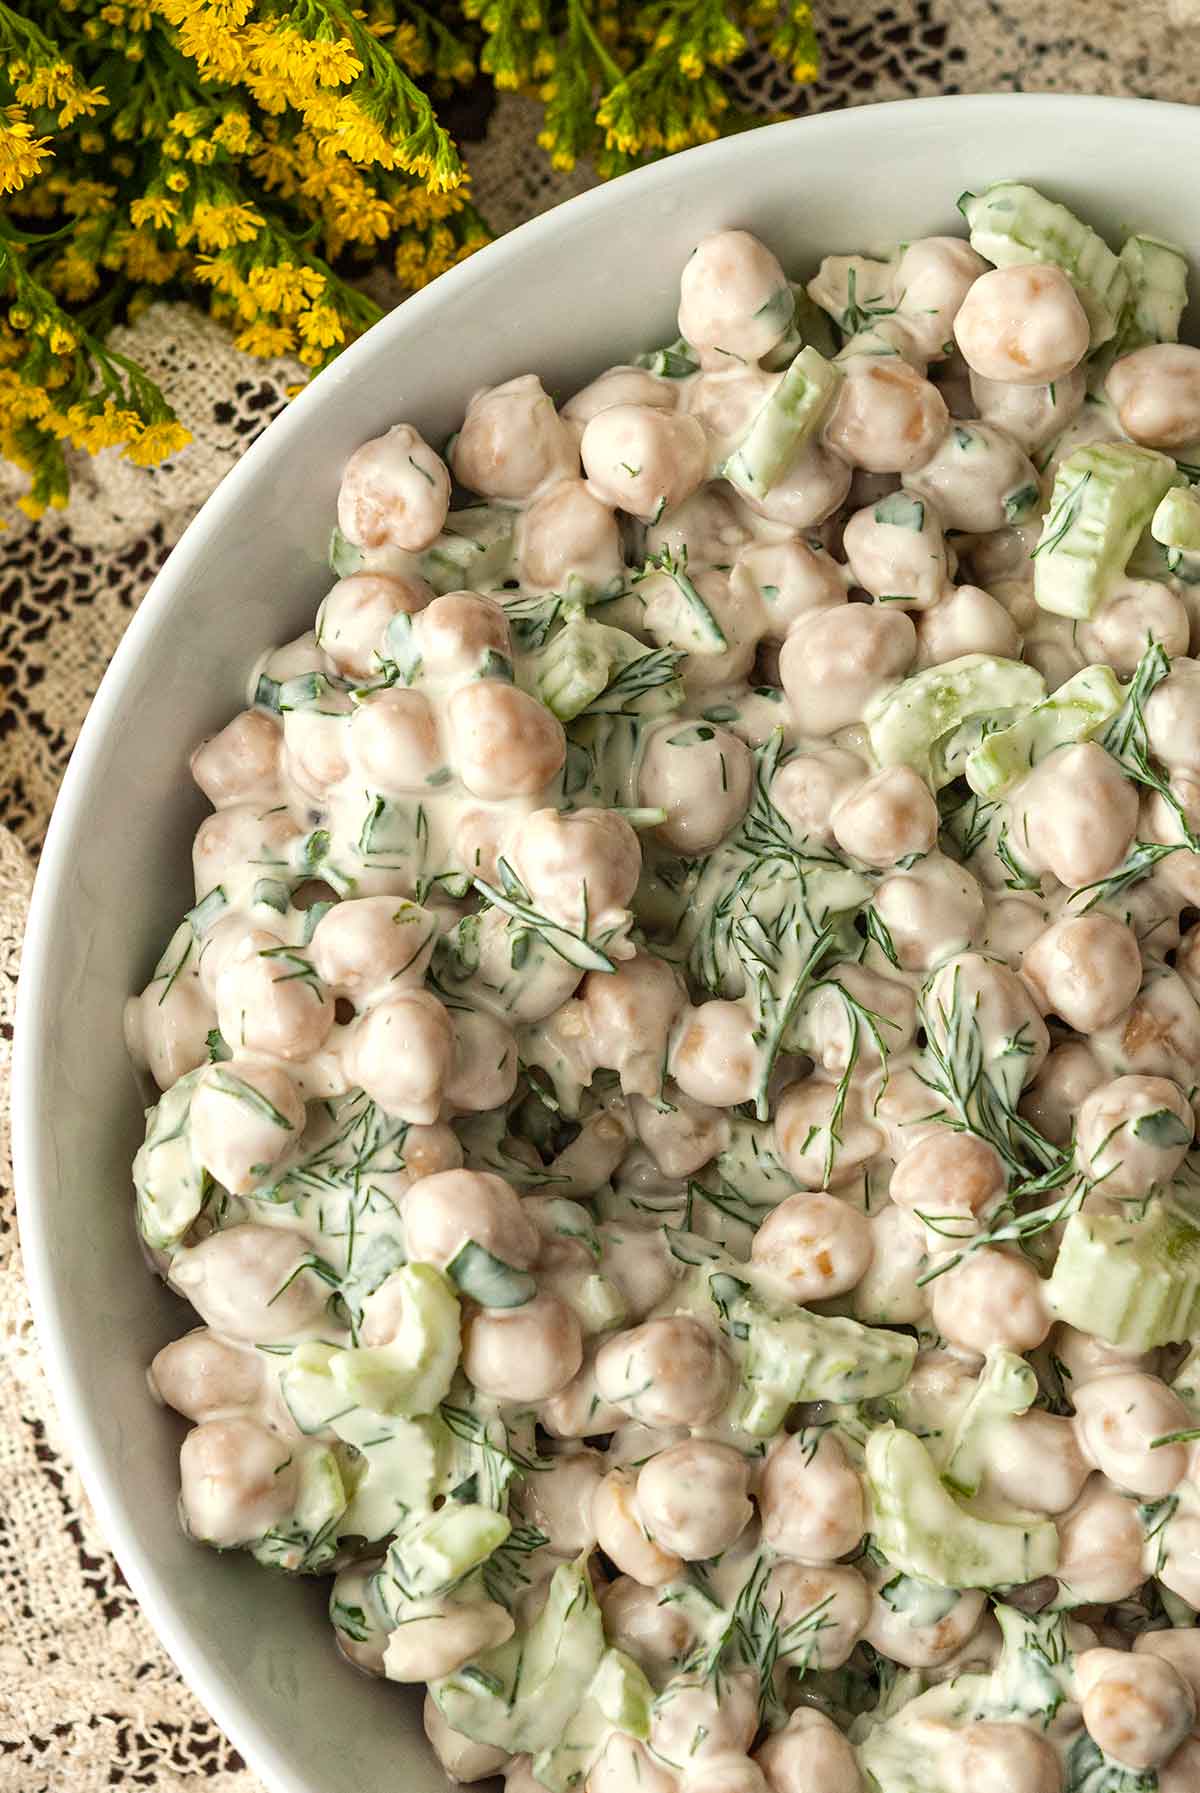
127;180;1200;1793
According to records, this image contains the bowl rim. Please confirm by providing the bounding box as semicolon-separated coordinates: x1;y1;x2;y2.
12;89;1199;1793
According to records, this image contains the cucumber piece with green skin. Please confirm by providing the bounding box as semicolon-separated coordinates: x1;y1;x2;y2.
429;1556;606;1754
864;654;1045;787
1032;442;1178;619
1152;483;1200;553
420;506;516;595
959;181;1129;347
534;1649;655;1793
964;663;1124;798
943;1351;1038;1499
866;1427;1059;1589
133;1065;208;1253
1117;234;1189;353
722;347;843;501
303;1264;461;1417
1047;1200;1200;1347
447;1240;537;1308
383;1503;511;1603
713;1276;917;1436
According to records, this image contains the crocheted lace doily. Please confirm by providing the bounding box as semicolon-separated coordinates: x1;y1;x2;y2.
1;5;1195;1785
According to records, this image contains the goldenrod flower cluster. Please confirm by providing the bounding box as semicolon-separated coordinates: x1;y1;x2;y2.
0;0;818;519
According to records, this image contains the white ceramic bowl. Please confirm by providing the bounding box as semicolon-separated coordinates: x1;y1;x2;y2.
14;92;1200;1793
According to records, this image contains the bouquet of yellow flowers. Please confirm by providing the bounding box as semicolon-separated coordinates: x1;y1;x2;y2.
0;0;819;519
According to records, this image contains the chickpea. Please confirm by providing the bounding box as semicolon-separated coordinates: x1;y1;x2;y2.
1135;1631;1200;1708
890;1132;1005;1242
188;1058;305;1197
1077;578;1190;678
630;1088;730;1180
803;965;917;1073
563;365;677;432
1106;343;1200;451
646;484;752;570
587;1738;676;1793
869;1064;951;1158
1019;1044;1104;1152
444;1007;519;1115
648;1671;758;1769
150;1329;265;1422
831;765;938;868
520;502;623;628
463;1293;582;1403
595;1317;731;1428
348;689;444;794
509;1451;601;1559
681;1757;768;1793
1160;1737;1200;1793
317;572;430;679
954;264;1090;385
758;1428;864;1562
449;682;566;802
864;1581;986;1671
904;422;1040;535
736;440;853;531
331;1561;388;1674
639;720;752;855
1054;1323;1152;1390
916;583;1022;668
170;1224;329;1343
969;364;1087;454
781;602;916;736
808;253;894;329
1022;915;1143;1036
1145;659;1200;775
926;952;1051;1094
871;853;985;972
384;1599;515;1681
282;702;352;799
192;803;298;897
423;1696;509;1784
636;563;764;690
598;1224;678;1323
593;1467;684;1586
1097;966;1200;1088
984;1409;1090;1514
580;404;707;521
578;954;686;1100
686;366;780;474
732;538;847;639
453;374;578;500
1073;1370;1192;1498
825;361;949;475
842;495;949;609
469;908;586;1024
1160;1513;1200;1610
755;1709;863;1793
678;230;792;364
774;1077;882;1191
1075;1074;1193;1198
670;1000;759;1108
634;1441;751;1561
1078;1646;1196;1771
765;1562;870;1669
600;1576;696;1675
508;807;641;931
893;236;990;359
179;1417;298;1547
417;590;512;684
309;895;435;1002
192;709;282;809
348;989;454;1124
337;423;450;552
950;1723;1062;1793
540;1349;626;1439
131;971;211;1091
1055;1478;1148;1604
404;1168;538;1272
930;1248;1051;1356
770;748;865;846
750;1191;874;1302
851;1202;930;1326
215;936;333;1063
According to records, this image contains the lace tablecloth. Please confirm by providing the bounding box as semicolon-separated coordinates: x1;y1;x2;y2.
2;6;1198;1786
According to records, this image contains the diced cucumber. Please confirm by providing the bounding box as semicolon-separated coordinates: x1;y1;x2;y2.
964;663;1124;798
447;1241;537;1309
384;1503;511;1602
338;1408;441;1541
420;506;515;595
1152;484;1200;553
1032;441;1177;619
185;887;228;937
329;1264;461;1416
1117;234;1189;353
714;1277;917;1436
250;1443;347;1574
534;1650;655;1793
1047;1201;1200;1348
132;1068;207;1253
866;1427;1058;1590
532;617;617;720
635;337;699;379
943;1351;1037;1499
959;181;1129;347
429;1557;606;1754
281;1341;359;1435
722;347;843;501
864;654;1045;787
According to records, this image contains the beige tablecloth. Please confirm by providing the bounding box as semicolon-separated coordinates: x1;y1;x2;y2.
2;6;1198;1785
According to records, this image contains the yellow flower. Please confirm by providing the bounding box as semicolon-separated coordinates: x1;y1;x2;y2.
123;418;192;466
48;324;77;354
0;107;52;195
130;193;180;227
169;108;206;137
212;110;252;153
182;199;264;248
187;138;218;163
120;229;185;282
17;493;46;521
165;169;190;192
234;318;296;356
296;305;344;350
